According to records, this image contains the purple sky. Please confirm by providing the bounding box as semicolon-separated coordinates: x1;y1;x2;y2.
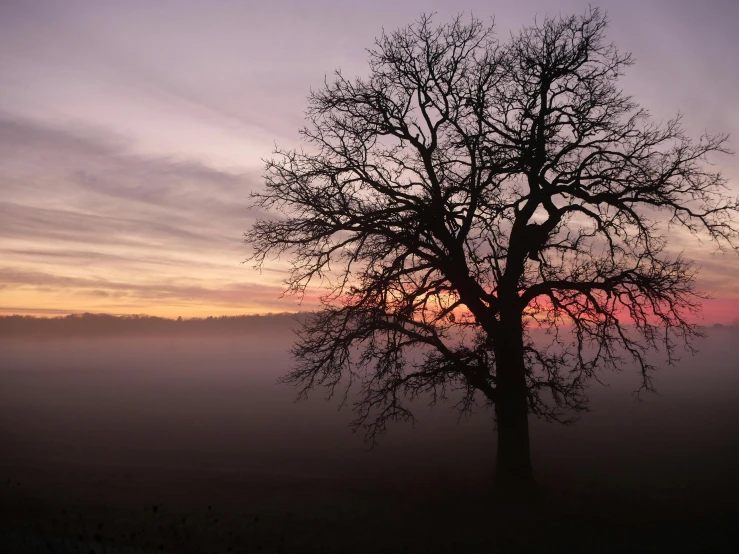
1;0;737;319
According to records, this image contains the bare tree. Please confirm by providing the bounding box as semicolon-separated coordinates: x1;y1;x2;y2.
245;9;737;496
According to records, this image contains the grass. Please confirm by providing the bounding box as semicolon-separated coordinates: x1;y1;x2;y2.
2;474;738;553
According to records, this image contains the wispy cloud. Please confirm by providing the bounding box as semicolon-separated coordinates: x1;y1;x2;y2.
0;116;291;315
0;268;318;314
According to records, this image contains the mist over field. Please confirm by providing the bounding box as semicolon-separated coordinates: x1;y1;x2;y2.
2;315;738;552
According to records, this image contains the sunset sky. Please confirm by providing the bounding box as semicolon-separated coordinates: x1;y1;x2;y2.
1;0;737;321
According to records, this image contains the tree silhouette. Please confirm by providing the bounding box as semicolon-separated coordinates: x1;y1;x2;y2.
246;10;737;496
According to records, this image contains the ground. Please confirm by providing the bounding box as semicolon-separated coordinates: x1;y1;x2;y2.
1;457;737;553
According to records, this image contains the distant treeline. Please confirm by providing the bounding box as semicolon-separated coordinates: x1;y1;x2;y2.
0;312;306;337
0;312;734;339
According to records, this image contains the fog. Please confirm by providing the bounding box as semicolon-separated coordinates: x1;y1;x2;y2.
1;317;738;552
2;322;739;489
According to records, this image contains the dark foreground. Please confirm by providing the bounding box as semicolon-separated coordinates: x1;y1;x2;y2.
1;461;737;553
1;330;738;552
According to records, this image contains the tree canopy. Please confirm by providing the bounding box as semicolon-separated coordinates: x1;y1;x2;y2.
246;9;737;489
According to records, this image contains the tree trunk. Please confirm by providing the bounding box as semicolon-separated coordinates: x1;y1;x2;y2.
492;320;536;498
493;382;535;497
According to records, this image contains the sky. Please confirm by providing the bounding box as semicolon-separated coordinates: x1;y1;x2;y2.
0;0;737;320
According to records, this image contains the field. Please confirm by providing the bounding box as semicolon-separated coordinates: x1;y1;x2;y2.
1;323;738;552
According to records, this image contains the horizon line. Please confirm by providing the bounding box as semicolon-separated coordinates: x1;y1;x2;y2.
0;310;304;321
